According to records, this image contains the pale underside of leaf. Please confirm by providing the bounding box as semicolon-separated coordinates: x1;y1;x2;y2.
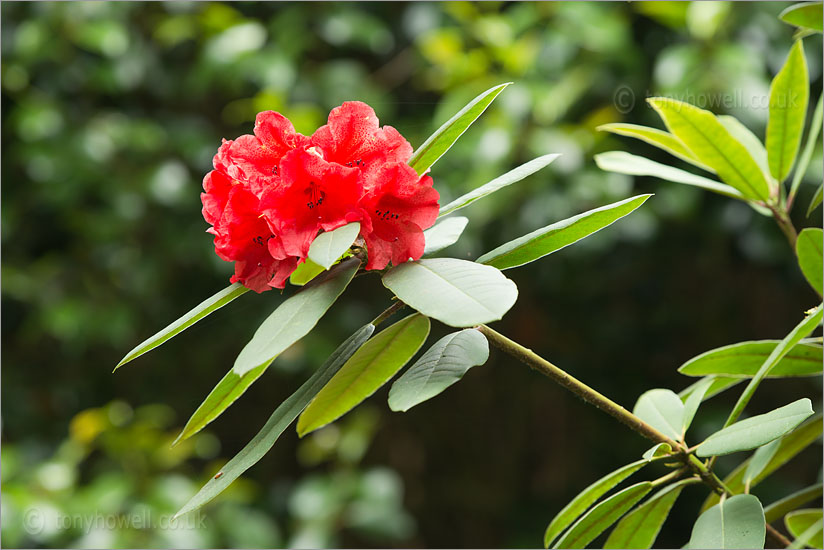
382;258;518;327
696;398;814;457
423;216;469;255
388;329;489;412
702;414;822;512
307;222;360;270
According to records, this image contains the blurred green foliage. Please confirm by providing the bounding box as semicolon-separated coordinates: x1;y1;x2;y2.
2;2;821;548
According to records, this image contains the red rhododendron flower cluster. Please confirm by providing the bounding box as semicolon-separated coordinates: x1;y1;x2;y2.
201;102;440;292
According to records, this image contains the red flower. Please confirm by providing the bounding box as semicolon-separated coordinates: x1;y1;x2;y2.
259;148;368;258
201;102;441;291
359;162;440;270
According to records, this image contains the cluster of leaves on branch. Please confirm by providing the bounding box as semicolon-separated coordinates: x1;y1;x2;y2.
116;3;822;548
544;5;822;549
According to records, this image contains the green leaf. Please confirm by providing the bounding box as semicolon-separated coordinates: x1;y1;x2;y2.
594;152;744;200
766;485;824;523
234;258;359;376
289;258;326;286
297;314;430;436
718;115;773;186
702;414;822;512
477;194;652;270
604;479;694;549
797;93;824;211
544;458;652;548
388;329;489;412
648;97;771;201
642;442;673;461
678;340;823;378
423;216;469;255
438;154;560;217
174;323;374;518
682;377;715;434
786;510;824;549
744;439;782;488
696;398;815;457
780;3;824;32
115;283;250;370
797;228;823;296
552;482;653;549
597;123;714;172
409;82;511;176
174;260;359;444
807;183;823;217
767;41;810;182
382;258;518;327
679;376;744;402
721;305;823;431
632;388;684;442
308;222;360;270
687;494;766;549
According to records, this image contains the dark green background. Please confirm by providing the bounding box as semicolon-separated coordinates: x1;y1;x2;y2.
2;2;821;547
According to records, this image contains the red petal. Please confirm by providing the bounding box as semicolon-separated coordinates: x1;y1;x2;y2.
311;101;412;170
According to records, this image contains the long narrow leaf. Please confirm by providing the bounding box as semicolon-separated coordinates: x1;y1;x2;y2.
115;283;249;370
722;305;822;429
552;482;653;549
798;93;824;212
604;478;695;549
478;194;651;270
766;40;809;182
297;314;431;436
233;258;360;376
438;154;560;217
597;122;714;172
594;151;743;199
806;183;823;217
702;414;823;512
409;82;511;176
765;485;824;523
796;228;823;297
173;259;359;444
678;340;823;378
696;398;814;457
174;323;375;518
544;458;651;548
